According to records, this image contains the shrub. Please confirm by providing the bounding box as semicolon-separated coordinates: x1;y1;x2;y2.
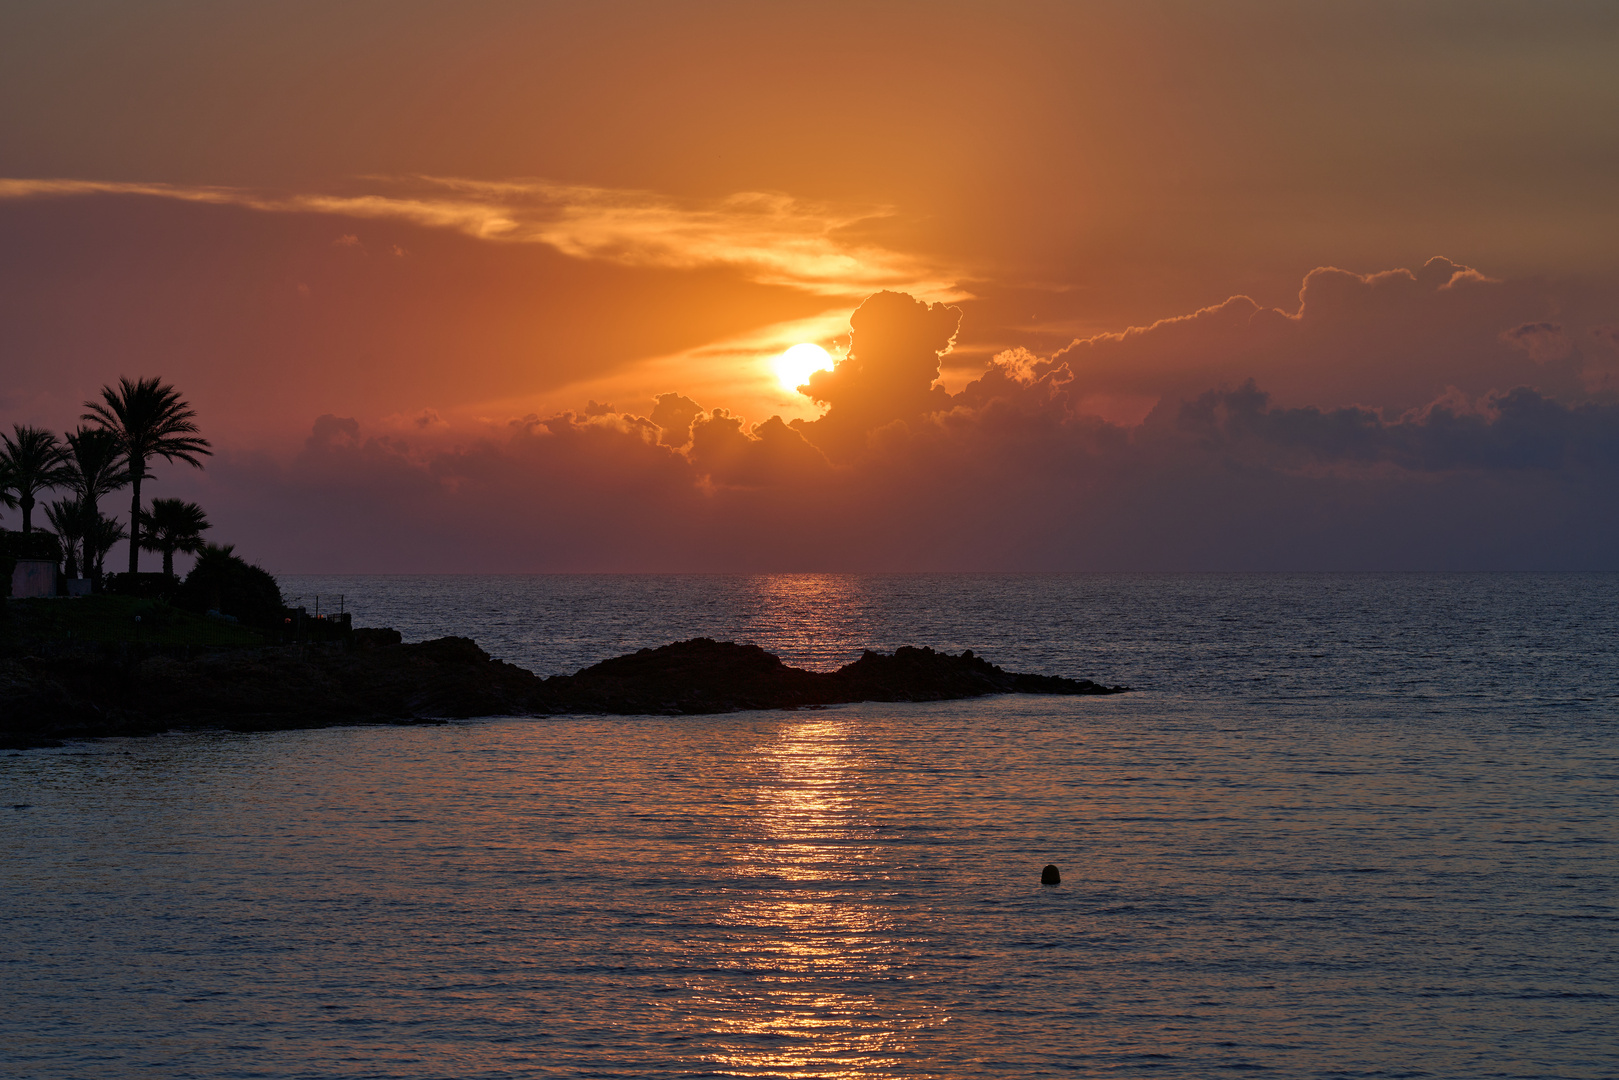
103;572;179;600
174;544;284;629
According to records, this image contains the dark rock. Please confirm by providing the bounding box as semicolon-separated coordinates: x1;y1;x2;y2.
0;633;1129;747
352;627;403;649
546;639;1127;714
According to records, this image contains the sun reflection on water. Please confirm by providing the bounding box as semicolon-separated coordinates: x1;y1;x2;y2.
734;575;882;671
680;718;946;1077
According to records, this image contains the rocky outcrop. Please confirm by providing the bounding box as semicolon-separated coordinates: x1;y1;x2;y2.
549;639;1126;713
0;634;1128;748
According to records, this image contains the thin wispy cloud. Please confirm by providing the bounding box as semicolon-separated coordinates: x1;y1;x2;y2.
0;176;955;298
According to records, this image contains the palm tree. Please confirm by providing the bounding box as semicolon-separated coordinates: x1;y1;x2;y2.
0;425;74;533
83;377;211;574
0;458;17;526
84;513;127;582
55;428;131;586
64;425;130;517
44;498;91;579
138;498;212;578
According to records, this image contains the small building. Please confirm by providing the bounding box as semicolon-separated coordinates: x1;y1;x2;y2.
11;558;58;599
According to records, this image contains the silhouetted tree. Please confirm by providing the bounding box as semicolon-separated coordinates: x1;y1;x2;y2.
44;498;90;579
0;425;73;533
177;543;282;628
55;427;133;588
64;425;130;517
138;498;211;577
84;513;127;582
42;497;125;584
83;377;211;574
0;457;16;525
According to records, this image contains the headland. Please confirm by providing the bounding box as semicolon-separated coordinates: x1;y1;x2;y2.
1;630;1128;749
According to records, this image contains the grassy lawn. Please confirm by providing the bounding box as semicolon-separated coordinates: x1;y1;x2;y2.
1;595;268;647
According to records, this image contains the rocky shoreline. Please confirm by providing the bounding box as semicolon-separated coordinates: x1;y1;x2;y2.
0;632;1129;749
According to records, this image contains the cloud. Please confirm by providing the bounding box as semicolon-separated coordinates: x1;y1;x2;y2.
795;291;962;457
689;410;831;491
649;393;703;448
1501;322;1574;365
308;413;360;449
194;369;1617;573
0;175;954;298
1052;256;1595;415
1167;381;1619;472
21;257;1619;572
191;280;1619;573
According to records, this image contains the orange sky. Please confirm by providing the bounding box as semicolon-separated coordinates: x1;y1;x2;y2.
2;2;1617;570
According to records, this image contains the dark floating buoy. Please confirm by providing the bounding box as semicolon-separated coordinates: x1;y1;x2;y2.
1040;863;1061;886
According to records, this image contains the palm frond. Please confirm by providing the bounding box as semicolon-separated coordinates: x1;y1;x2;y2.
1;424;74;494
83;376;213;471
137;497;212;555
64;425;131;504
0;459;17;511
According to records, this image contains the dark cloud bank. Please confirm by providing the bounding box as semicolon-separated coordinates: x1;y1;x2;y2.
201;261;1619;571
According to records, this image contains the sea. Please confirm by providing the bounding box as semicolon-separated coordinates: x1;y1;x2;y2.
2;573;1616;1079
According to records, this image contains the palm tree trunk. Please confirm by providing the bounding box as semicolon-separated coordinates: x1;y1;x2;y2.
163;546;175;577
20;494;33;533
84;495;98;586
127;465;143;574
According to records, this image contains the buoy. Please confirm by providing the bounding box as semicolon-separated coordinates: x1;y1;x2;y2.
1041;864;1061;885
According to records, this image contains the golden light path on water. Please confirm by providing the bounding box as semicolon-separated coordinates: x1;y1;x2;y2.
688;717;943;1077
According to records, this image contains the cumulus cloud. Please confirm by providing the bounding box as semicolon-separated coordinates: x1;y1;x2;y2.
795;291;962;458
649;393;703;448
1052;256;1595;415
1501;322;1574;365
1168;382;1619;472
688;411;831;492
19;250;1611;571
308;413;361;450
202;371;1615;573
189;262;1619;572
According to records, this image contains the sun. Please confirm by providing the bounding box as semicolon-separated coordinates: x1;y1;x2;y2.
773;342;835;394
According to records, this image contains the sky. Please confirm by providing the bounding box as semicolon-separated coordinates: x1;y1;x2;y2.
2;0;1617;571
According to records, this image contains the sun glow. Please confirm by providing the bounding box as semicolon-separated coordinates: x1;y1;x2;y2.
773;342;835;395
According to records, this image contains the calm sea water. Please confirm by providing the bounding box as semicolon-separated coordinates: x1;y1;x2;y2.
3;574;1616;1079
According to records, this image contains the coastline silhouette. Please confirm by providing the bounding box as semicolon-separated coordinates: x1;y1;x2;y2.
0;635;1129;748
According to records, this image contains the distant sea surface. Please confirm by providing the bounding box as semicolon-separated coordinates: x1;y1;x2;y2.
4;574;1617;1079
